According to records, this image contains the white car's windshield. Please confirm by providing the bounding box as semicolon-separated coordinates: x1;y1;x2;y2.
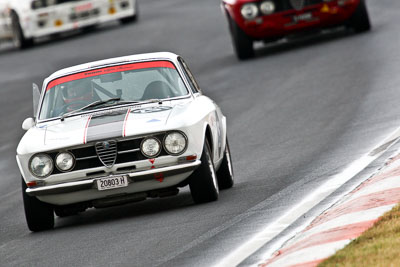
39;61;188;120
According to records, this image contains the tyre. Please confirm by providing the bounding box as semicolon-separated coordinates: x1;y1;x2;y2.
189;139;219;204
228;16;254;60
120;0;139;24
217;139;234;190
11;12;34;49
22;178;54;231
347;0;371;33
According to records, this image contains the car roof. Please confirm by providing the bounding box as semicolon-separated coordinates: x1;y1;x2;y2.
44;52;180;85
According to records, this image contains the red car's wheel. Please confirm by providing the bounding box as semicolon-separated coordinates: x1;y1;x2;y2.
347;0;371;33
228;16;254;60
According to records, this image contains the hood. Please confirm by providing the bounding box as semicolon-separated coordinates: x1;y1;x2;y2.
19;100;194;155
45;104;176;146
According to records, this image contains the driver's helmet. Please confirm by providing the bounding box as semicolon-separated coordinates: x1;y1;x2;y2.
62;79;93;110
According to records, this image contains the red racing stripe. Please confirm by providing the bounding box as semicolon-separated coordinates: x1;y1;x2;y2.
47;61;176;91
123;108;131;137
83;115;92;144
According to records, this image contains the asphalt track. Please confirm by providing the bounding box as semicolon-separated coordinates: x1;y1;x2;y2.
1;0;400;266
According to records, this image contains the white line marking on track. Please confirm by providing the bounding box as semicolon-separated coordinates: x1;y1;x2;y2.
215;127;400;267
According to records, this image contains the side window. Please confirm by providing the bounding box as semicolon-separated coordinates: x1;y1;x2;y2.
178;57;201;94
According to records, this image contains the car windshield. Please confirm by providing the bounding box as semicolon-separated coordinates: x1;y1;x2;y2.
39;61;189;120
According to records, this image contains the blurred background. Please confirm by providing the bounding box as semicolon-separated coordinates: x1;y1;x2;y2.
1;0;400;266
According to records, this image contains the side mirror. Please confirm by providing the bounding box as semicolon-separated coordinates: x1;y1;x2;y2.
32;83;40;117
22;118;35;131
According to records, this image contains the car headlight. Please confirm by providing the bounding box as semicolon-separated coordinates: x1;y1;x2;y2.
55;152;75;172
241;3;259;20
29;154;53;178
164;131;187;155
260;1;276;15
141;137;161;158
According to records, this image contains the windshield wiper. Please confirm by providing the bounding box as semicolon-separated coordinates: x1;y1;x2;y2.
60;97;120;121
139;99;164;104
60;98;164;121
117;99;164;105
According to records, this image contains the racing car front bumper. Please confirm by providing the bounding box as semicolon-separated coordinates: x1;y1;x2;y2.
232;0;360;40
26;161;200;206
20;0;136;39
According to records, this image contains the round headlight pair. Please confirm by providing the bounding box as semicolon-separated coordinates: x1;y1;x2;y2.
141;138;162;158
164;132;187;155
241;3;258;20
240;1;275;20
29;154;53;178
140;132;187;158
55;152;75;172
260;1;275;15
29;152;75;178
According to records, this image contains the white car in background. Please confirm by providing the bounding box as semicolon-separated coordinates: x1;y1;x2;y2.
17;52;234;231
0;0;138;48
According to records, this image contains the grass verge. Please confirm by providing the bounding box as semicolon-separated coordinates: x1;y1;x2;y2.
319;204;400;266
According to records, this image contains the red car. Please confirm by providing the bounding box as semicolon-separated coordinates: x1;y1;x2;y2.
222;0;371;59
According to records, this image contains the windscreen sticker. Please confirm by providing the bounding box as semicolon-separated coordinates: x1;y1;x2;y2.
47;61;176;91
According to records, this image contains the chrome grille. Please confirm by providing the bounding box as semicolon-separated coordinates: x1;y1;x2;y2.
290;0;305;10
271;0;323;13
95;140;117;168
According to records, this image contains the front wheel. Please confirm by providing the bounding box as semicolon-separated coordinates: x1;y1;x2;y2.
228;16;254;60
217;139;234;190
347;0;371;33
22;178;54;232
189;139;219;204
120;1;139;24
11;12;34;49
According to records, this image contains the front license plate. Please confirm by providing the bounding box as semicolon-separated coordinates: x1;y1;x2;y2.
293;12;313;23
96;176;128;191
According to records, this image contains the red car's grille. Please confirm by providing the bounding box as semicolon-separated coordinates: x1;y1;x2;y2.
275;0;324;13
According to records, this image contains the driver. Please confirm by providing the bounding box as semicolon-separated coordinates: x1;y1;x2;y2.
62;78;94;112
